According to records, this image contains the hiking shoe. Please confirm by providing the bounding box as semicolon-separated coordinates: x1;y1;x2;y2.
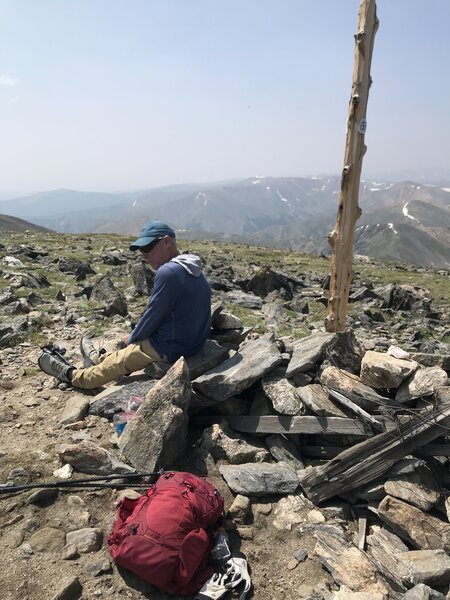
38;351;73;383
80;335;101;367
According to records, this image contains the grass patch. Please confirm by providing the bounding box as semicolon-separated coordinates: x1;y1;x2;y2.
224;303;267;333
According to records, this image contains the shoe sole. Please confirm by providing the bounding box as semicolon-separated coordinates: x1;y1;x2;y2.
38;351;71;383
80;335;100;368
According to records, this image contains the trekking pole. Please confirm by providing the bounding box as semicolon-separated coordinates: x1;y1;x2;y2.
40;342;73;366
0;470;163;494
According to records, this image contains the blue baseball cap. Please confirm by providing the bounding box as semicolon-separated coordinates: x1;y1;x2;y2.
129;220;176;251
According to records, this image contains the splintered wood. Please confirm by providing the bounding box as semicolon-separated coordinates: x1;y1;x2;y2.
299;387;450;504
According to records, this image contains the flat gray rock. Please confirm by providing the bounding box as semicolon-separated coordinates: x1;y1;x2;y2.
224;290;263;309
402;583;445;600
219;462;298;496
286;332;336;377
29;527;66;552
144;340;229;381
296;384;346;417
119;358;190;471
397;549;450;587
265;434;304;470
193;333;282;401
321;366;391;412
89;378;155;417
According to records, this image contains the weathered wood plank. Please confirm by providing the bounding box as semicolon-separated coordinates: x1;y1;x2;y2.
299;387;450;504
192;414;411;436
357;517;367;551
191;415;371;436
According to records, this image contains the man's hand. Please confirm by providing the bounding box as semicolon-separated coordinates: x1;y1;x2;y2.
122;335;130;346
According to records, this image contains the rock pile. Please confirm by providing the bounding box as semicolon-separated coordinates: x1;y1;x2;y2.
0;232;449;600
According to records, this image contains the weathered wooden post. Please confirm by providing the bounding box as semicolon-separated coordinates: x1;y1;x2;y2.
325;0;379;332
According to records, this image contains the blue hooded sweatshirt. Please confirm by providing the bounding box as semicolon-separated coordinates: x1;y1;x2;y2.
128;254;211;362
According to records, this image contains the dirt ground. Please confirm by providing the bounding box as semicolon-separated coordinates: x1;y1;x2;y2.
0;330;339;600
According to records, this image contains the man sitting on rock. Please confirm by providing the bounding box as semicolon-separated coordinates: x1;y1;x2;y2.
38;221;211;388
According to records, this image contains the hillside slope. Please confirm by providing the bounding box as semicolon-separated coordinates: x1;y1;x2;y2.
0;214;53;233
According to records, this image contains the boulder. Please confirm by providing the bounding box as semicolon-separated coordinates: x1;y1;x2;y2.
360;351;418;389
212;311;243;330
246;266;293;299
384;465;441;511
119;358;190;471
89;378;155;418
50;576;83;600
59;395;90;426
144;340;229;381
65;528;103;553
312;524;390;598
130;262;154;296
29;527;66;552
103;250;127;265
378;496;450;551
272;494;318;530
397;549;450;587
200;421;269;464
90;275;127;317
224;290;263;309
228;495;251;524
58;440;134;475
324;329;363;375
366;528;408;592
396;367;448;403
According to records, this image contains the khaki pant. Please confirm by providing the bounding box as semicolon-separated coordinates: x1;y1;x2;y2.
71;339;164;389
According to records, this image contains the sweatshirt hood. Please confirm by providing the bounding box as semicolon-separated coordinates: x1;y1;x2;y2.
170;253;203;277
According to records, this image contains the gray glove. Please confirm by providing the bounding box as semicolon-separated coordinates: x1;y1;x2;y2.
195;572;229;600
224;553;251;600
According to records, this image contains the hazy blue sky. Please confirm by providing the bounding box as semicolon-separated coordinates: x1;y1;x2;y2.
1;0;449;196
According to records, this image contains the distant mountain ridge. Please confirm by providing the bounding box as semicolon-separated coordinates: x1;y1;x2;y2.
1;176;449;267
0;214;53;233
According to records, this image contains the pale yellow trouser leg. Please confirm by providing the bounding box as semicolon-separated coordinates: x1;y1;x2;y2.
71;339;163;389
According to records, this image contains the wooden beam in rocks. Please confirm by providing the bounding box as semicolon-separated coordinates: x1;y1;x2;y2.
303;443;450;459
192;414;410;436
326;0;379;332
192;415;372;436
299;388;450;504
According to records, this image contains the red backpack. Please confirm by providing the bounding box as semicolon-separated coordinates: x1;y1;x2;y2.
107;472;224;596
